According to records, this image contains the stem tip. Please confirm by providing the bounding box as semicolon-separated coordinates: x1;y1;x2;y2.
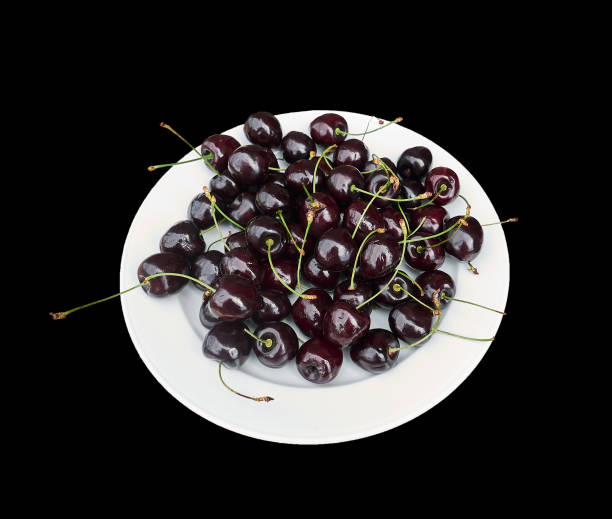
49;312;67;320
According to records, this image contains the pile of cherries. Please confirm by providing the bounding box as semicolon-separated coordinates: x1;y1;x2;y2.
52;111;513;402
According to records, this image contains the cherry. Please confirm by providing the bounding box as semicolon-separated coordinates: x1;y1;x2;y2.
343;199;384;241
201;134;241;173
444;216;483;263
314;227;357;272
191;250;223;290
219;247;262;286
252;322;299;368
404;233;446;271
228;192;258;227
424;167;459;206
322;301;370;349
284;222;313;260
285;159;325;194
291;288;332;338
399;181;427;209
261;258;297;294
363;157;397;174
281;131;316;163
415;270;455;308
246;215;286;258
137;253;190;296
268;172;287;188
228;145;270;185
302;255;339;289
199;299;223;328
255;183;291;216
410;205;448;235
397;146;432;182
159;220;205;259
359;234;401;279
333;280;373;314
253;289;291;323
296;337;343;384
334;139;369;170
244;111;282;147
189;192;216;229
265;148;280;169
203;321;253;368
389;301;435;345
210;171;240;204
350;329;399;373
380;208;405;241
309;113;348;146
207;275;259;321
371;271;415;307
298;192;340;238
325;165;364;204
226;231;250;250
365;170;400;208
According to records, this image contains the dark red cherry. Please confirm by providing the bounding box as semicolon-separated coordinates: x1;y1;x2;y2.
244;111;282;147
291;288;332;338
137;253;190;297
220;247;262;286
228;145;270;185
208;275;259;321
309;113;348;146
415;270;455;307
334;139;369;170
253;322;299;368
366;170;401;208
399;181;426;209
284;222;314;260
371;271;414;308
285;159;325;194
228;192;258;227
281;131;316;163
444;216;483;261
199;299;222;329
264;148;280;169
424;167;460;206
201;134;241;173
189;192;216;229
261;258;297;293
246;215;286;258
159;220;205;259
397;146;432;182
405;233;446;271
226;231;249;250
302;255;339;289
297;192;340;238
389;302;434;345
314;227;356;272
191;250;223;290
410;205;448;235
210;170;240;204
203;321;253;368
296;337;343;384
268;172;287;188
343;199;384;241
359;234;401;279
333;280;373;314
322;301;370;349
326;165;364;204
255;183;291;216
380;208;405;241
253;289;291;323
350;329;399;374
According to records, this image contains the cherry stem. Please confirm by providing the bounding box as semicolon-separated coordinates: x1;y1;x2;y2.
392;284;437;313
277;210;304;256
335;117;403;136
49;273;216;320
468;262;479;275
323;155;333;169
296;216;312;292
313;144;337;193
243;328;272;348
482;218;519;226
400;218;463;246
302;183;315;204
410;185;447;210
217;362;273;402
268;167;286;172
159;122;220;175
147;155;212;171
396;270;424;296
207;234;229;251
202;187;245;230
350;184;430;203
360;165;384;175
200;218;226;235
349;228;385;290
415;194;471;252
351;183;389;240
389;313;442;352
436;329;494;341
396;202;411;234
407;217;426;238
441;294;506;314
210;204;230;252
266;239;316;299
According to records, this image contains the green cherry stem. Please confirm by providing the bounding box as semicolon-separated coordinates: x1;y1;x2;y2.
200;218;226;235
482;217;519;226
407;217;426;238
218;362;273;402
243;328;272;348
159;122;220;175
323;155;333;169
296;212;313;292
436;329;494;341
349;228;386;290
207;234;229;251
350;184;431;203
147;155;212;172
277;210;304;256
202;187;246;230
360;165;384;175
351;183;389;240
211;201;230;252
302;183;315;204
266;239;316;300
335;117;403;136
389;313;442;352
396;270;424;296
400;218;463;245
392;284;437;313
409;184;447;210
268;167;286;172
313;144;337;193
468;262;479;275
440;294;506;314
396;201;411;234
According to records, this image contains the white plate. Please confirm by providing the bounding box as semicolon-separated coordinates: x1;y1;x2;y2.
120;110;509;444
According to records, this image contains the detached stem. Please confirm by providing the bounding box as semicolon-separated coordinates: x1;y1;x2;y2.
218;362;273;402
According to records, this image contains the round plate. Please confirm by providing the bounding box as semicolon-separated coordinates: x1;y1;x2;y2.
120;110;509;444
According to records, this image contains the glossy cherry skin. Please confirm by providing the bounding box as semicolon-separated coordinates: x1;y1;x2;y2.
137;253;190;297
253;322;299;368
207;275;259;321
261;258;297;293
371;271;414;307
415;270;455;307
159;220;205;259
203;321;253;368
366;170;401;208
359;234;401;279
255;183;291;216
397;146;432;182
444;216;483;261
220;247;262;286
226;231;250;250
291;288;333;338
410;205;448;235
268;172;287;188
399;181;426;209
314;227;356;272
325;165;364;204
380;208;405;241
334;139;369;170
296;338;343;384
389;301;434;344
333;280;373;314
343;199;384;241
285;159;325;194
253;289;291;323
188;192;216;229
350;329;399;374
297;192;340;238
309;113;348;146
210;171;240;204
265;148;280;169
191;250;223;290
228;192;258;227
199;299;223;328
246;215;286;258
303;255;339;289
228;145;270;185
281;131;316;163
424;167;460;206
284;222;313;260
244;111;282;147
405;233;446;271
201;134;241;173
322;300;370;349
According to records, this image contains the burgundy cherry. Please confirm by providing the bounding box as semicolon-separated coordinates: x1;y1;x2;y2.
380;208;405;241
404;234;446;271
261;258;297;293
291;288;332;338
415;270;456;307
298;192;340;238
325;165;364;204
285;159;325;194
246;215;286;258
366;170;401;208
253;322;299;368
255;183;291;216
371;271;414;308
302;255;339;289
210;171;240;204
228;192;258;227
203;321;253;368
389;302;434;345
188;192;215;229
359;234;401;280
296;338;343;384
363;157;397;174
334;139;369;170
207;275;259;321
199;300;222;329
343;199;384;241
137;253;190;297
159;220;205;259
444;216;483;262
322;301;370;349
284;222;314;260
191;250;223;290
309;113;348;146
314;227;356;272
399;181;426;209
424;167;460;206
397;146;432;182
350;329;399;374
227;145;270;185
226;231;250;250
219;247;262;286
201;134;241;173
264;148;280;169
281;131;316;163
244;111;282;147
410;205;448;235
253;289;291;323
333;280;373;314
